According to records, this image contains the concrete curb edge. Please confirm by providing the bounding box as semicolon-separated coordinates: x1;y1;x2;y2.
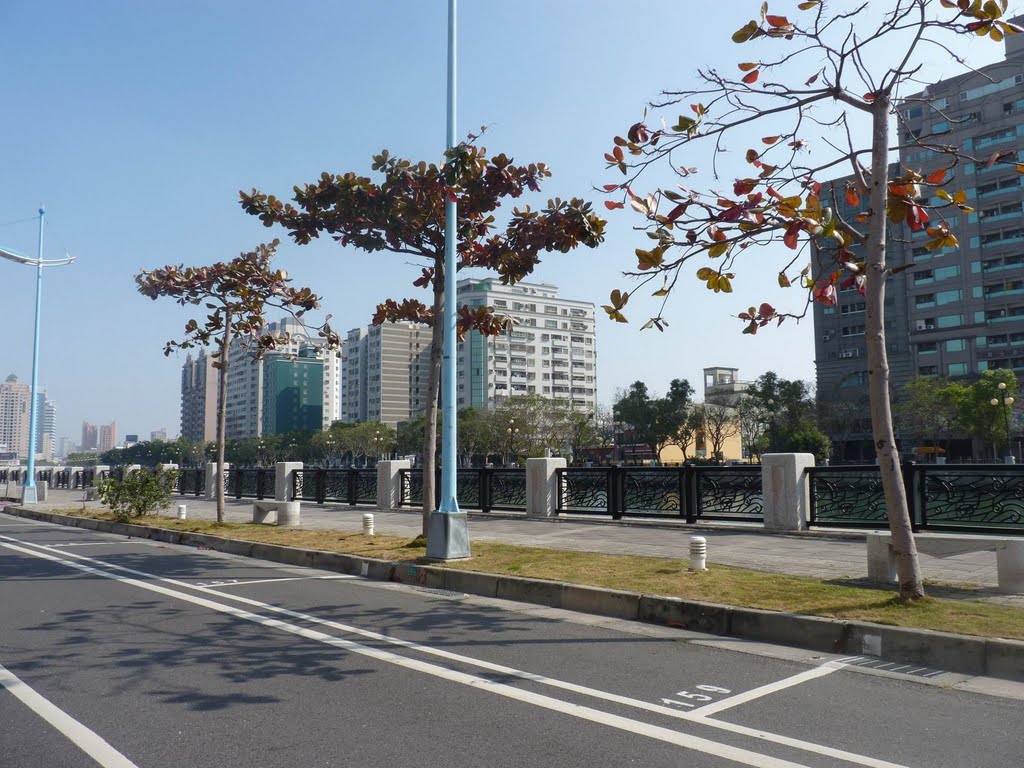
6;506;1022;682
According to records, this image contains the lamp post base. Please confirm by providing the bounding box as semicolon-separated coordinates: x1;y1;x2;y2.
21;485;38;504
425;511;470;561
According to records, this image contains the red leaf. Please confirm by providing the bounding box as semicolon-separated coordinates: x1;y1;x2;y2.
742;70;759;84
602;183;619;191
762;136;781;145
783;224;800;249
737;62;759;71
604;200;625;210
925;168;947;185
845;188;860;207
805;72;819;86
765;14;790;27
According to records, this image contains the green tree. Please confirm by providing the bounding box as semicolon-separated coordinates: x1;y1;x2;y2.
959;370;1018;460
137;241;340;523
598;3;1022;597
898;377;966;454
241;141;605;535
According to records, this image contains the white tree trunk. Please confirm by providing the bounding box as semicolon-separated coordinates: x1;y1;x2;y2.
866;98;924;599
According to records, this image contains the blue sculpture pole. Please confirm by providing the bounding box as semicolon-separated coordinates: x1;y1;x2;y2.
426;0;470;560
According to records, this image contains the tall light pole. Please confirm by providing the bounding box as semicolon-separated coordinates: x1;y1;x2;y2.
0;208;74;503
426;0;470;561
990;380;1016;464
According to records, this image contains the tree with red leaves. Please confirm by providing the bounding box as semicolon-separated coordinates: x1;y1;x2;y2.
137;241;340;523
601;0;1021;599
241;140;605;535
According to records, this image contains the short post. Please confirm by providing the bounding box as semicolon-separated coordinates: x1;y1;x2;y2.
377;460;410;512
761;453;814;531
362;513;375;536
689;535;707;571
526;456;567;518
177;504;187;520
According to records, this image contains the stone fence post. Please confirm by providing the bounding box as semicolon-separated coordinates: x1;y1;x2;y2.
377;460;410;513
275;462;302;502
526;457;566;518
761;453;815;531
205;462;228;501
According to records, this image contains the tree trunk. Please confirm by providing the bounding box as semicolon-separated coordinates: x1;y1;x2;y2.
421;256;445;538
215;314;232;524
866;98;924;599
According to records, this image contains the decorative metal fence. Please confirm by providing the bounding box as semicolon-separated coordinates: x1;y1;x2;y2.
292;468;377;506
809;463;1024;534
557;466;763;522
397;468;529;512
175;468;206;496
223;468;276;500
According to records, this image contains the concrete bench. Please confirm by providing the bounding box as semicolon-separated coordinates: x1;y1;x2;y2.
867;531;1024;594
252;500;300;527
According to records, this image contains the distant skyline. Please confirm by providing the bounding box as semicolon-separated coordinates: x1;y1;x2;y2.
0;1;1012;439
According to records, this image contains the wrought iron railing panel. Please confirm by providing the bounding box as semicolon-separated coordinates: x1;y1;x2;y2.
621;468;682;516
322;469;347;502
353;469;377;504
294;469;318;501
921;466;1024;532
489;469;527;510
696;467;764;521
456;469;481;508
260;469;276;499
810;467;891;527
558;468;612;515
400;468;423;506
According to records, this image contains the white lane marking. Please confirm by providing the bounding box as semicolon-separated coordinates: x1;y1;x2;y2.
0;539;810;768
0;662;139;768
48;542;150;548
687;663;847;718
0;534;910;768
194;576;356;588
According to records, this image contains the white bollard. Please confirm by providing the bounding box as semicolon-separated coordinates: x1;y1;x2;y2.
689;535;707;572
177;504;187;520
362;513;374;536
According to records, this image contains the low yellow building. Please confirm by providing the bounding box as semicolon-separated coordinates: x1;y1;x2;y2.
658;405;744;464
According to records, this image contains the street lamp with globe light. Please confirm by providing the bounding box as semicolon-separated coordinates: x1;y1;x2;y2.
0;208;74;503
990;381;1016;464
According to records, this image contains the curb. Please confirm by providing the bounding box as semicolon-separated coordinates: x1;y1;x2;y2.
5;506;1023;682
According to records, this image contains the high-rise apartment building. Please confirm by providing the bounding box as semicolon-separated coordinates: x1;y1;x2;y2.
81;421;98;451
341;322;432;427
814;26;1024;456
34;392;56;461
98;422;117;453
455;278;598;411
150;428;168;442
0;374;31;459
262;347;325;434
219;317;341;438
180;350;218;443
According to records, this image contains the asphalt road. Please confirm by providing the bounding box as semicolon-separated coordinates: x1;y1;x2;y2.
1;511;1022;768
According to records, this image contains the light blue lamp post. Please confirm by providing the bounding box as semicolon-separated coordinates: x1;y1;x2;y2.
426;0;470;561
0;208;75;503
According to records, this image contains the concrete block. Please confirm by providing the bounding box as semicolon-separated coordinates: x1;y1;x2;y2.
276;501;301;527
377;460;410;512
217;539;254;558
275;462;302;502
147;528;182;545
392;562;444;589
866;532;897;584
526;457;566;518
441;568;499;598
761;453;814;531
730;608;846;652
638;596;732;635
496;575;565;608
250;543;315;569
996;540;1024;594
205;462;228;501
561;585;639;621
310;551;359;576
848;622;987;676
984;638;1024;681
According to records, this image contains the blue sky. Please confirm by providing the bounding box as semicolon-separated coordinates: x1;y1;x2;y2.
0;1;1011;443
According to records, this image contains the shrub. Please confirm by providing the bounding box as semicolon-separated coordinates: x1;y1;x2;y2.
96;467;179;521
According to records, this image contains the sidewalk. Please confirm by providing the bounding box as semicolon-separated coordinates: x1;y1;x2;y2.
21;488;1022;605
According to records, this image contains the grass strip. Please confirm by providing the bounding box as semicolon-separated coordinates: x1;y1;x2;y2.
48;508;1024;642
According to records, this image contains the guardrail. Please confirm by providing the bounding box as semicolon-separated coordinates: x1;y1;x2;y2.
397;468;528;512
293;468;377;506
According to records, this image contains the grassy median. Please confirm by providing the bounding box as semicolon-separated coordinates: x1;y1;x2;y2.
46;508;1024;642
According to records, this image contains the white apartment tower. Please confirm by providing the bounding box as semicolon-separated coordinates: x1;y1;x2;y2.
341;323;432;428
455;278;598;411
